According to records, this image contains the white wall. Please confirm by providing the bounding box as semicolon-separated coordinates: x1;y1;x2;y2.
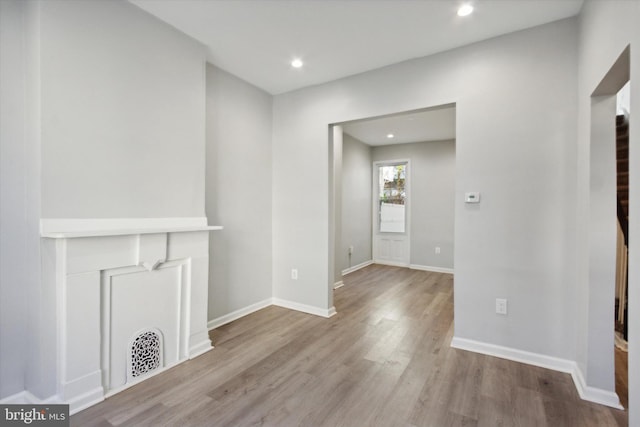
1;0;209;400
0;0;41;400
577;0;640;420
273;18;578;361
205;65;273;321
39;0;206;218
341;134;372;272
617;81;631;116
372;140;455;270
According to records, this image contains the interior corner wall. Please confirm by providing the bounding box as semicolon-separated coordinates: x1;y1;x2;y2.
372;140;455;270
341;134;372;273
273;18;579;356
1;0;209;401
331;126;343;286
577;0;640;419
39;0;207;219
0;0;40;400
205;64;273;322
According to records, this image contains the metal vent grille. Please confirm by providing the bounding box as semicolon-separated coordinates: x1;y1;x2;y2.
128;329;163;380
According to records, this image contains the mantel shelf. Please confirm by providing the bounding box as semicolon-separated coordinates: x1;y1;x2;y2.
41;225;223;239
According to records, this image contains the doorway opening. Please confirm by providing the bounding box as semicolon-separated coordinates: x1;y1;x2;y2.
588;45;630;410
614;80;630;410
329;104;456;295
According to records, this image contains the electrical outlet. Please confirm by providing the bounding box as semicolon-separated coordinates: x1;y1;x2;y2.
291;269;298;280
495;298;507;315
435;247;441;254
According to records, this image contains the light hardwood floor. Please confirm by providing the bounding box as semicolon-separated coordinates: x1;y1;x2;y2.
72;265;627;426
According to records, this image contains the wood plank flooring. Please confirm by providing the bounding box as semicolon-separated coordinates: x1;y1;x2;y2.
72;265;628;426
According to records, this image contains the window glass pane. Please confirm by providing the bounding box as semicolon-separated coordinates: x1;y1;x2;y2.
378;164;406;233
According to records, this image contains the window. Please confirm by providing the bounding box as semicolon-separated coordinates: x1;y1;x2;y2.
378;163;407;233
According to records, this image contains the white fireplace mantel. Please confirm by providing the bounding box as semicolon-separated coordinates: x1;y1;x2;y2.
39;217;221;414
40;217;222;238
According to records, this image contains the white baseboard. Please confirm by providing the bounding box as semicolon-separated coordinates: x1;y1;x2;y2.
0;391;29;404
451;337;623;409
208;297;336;332
272;298;336;318
0;391;63;405
189;340;214;359
333;281;344;289
0;390;100;416
410;264;454;274
374;260;410;268
451;337;575;373
342;260;374;276
571;363;623;409
207;298;273;330
67;388;105;415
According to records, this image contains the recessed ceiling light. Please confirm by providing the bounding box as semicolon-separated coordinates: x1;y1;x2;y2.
387;133;395;139
457;4;474;16
291;58;303;68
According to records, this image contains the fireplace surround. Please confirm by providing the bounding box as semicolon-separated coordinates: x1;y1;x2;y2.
40;218;222;413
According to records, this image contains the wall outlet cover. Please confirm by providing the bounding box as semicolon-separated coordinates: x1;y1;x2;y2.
495;298;507;315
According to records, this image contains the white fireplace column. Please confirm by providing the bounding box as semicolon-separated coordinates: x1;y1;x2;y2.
39;218;222;413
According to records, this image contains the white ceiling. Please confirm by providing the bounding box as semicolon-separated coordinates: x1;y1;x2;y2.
342;105;456;146
129;0;584;95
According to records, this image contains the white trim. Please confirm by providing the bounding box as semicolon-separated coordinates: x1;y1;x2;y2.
451;337;623;409
40;217;222;238
333;281;344;289
272;298;337;318
66;388;104;415
374;259;410;268
342;260;374;275
207;298;337;332
570;363;624;409
0;391;29;404
188;341;214;359
207;298;273;330
409;264;454;274
42;217;207;233
25;392;62;405
451;337;575;373
0;390;100;416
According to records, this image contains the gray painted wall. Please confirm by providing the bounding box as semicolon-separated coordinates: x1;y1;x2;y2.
2;0;636;411
39;0;206;218
206;65;273;321
341;134;372;273
331;126;343;285
0;0;208;400
372;140;455;270
0;0;40;400
272;18;579;361
577;0;640;420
